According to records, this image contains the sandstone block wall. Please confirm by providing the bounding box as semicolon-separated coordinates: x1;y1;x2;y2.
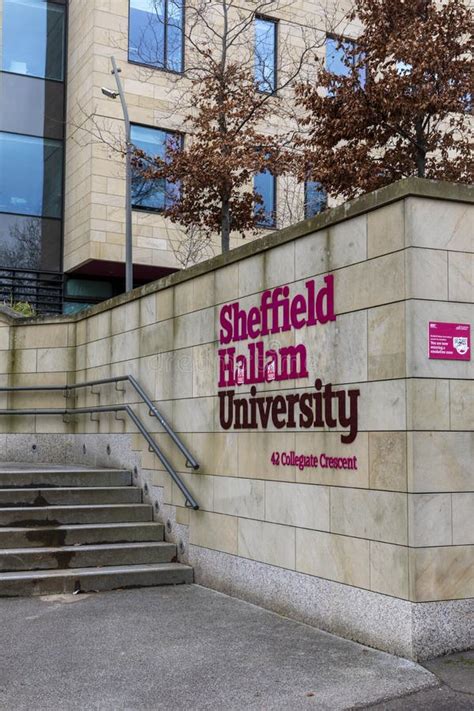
1;179;472;659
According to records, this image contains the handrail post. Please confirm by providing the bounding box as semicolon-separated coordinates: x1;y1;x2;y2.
127;374;199;470
0;374;200;510
126;407;199;510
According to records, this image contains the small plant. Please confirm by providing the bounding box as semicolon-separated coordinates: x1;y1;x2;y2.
12;301;36;317
2;299;36;317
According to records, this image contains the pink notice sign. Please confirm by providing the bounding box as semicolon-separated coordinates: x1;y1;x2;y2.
428;322;471;361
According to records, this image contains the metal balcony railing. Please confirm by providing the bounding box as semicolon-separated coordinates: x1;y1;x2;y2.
0;268;63;314
0;375;200;510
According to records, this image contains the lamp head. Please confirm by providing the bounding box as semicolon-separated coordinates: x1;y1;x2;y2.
101;87;119;99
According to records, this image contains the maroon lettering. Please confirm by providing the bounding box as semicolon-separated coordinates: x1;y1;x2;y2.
218;380;359;444
306;279;317;326
271;395;287;429
299;393;314;428
218;347;235;387
290;293;307;328
219;304;233;344
339;388;360;444
219;390;234;429
247;306;261;339
316;274;336;324
218;275;336;346
256;395;273;428
217;274;359;443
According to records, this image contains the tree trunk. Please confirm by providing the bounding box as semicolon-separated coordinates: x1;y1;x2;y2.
415;117;426;178
221;198;230;252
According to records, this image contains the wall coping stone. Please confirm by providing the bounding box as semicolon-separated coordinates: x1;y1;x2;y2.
8;177;473;327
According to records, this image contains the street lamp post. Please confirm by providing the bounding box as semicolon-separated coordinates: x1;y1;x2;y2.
102;56;133;293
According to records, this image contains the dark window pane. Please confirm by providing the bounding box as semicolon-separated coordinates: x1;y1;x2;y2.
129;0;183;72
0;214;61;270
0;132;63;218
131;124;179;211
254;170;276;227
0;73;64;139
2;0;65;81
65;278;114;299
255;17;277;93
305;181;327;218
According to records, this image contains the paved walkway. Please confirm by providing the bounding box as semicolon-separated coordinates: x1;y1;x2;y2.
367;651;474;710
0;585;471;710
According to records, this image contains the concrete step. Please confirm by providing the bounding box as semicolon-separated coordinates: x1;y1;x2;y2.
0;521;164;548
0;563;194;597
0;487;142;507
0;463;192;597
0;467;132;489
0;504;153;527
0;541;177;572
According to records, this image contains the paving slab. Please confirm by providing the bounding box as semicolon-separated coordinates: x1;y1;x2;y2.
424;651;474;695
0;584;436;710
362;686;474;710
347;650;474;710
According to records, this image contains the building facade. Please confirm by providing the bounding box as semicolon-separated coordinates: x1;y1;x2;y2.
0;0;67;312
0;0;355;313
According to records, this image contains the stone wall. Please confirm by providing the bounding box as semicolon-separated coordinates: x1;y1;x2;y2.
1;178;472;660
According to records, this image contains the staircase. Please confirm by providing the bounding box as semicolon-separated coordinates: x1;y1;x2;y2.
0;463;193;597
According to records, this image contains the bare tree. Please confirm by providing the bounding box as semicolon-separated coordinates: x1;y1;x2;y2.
129;0;350;251
171;224;216;268
71;0;351;260
0;217;42;269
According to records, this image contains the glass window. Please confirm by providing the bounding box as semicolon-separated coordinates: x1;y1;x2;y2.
166;0;184;72
255;17;277;93
1;0;66;81
0;132;63;218
129;0;184;73
254;169;276;228
326;35;365;86
0;73;64;139
326;36;353;78
131;124;179;211
65;278;114;299
304;181;327;219
0;214;61;270
63;301;91;314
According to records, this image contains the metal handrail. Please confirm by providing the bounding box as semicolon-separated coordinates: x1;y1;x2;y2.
0;375;199;471
0;404;199;510
0;377;200;510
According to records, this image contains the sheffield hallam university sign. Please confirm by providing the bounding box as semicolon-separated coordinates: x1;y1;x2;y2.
217;276;361;462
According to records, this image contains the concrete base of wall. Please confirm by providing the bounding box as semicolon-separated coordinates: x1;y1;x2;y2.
189;545;473;661
0;433;139;471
